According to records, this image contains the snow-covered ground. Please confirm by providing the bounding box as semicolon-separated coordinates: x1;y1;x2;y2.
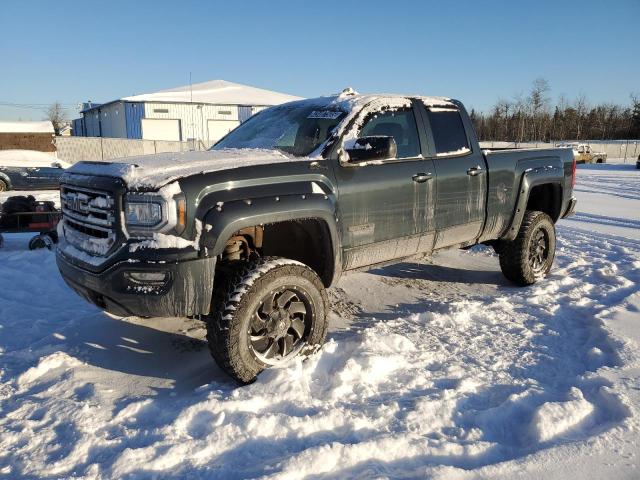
1;162;639;479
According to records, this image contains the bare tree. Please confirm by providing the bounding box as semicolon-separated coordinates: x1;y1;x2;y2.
470;82;640;142
512;93;527;143
631;93;640;138
528;78;551;141
573;94;588;140
46;102;67;135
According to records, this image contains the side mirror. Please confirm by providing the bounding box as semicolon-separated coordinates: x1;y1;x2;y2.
344;136;397;163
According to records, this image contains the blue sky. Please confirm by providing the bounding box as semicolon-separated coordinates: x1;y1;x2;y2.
1;0;638;121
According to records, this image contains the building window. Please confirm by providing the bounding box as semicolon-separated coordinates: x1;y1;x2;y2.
153;108;169;114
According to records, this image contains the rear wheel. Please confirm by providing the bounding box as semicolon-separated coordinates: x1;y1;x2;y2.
206;257;329;384
499;210;556;286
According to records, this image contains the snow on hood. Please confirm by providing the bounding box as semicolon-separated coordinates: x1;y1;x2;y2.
66;148;296;189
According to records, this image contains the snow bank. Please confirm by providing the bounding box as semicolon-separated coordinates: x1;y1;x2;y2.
0;149;67;168
17;351;82;388
0;121;54;133
529;388;594;443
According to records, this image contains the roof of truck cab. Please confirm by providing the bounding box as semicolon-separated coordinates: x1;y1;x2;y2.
276;92;455;111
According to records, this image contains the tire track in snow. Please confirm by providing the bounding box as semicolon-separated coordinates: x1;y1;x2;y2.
0;227;638;478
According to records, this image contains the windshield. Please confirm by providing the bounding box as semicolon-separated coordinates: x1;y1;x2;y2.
213;103;347;157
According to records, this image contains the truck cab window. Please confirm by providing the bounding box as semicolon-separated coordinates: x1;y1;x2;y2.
359;108;421;159
427;109;470;156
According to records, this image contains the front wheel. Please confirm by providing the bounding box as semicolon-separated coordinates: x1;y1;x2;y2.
499;210;556;286
206;257;329;384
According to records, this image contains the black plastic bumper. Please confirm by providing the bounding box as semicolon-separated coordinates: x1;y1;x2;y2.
56;249;216;318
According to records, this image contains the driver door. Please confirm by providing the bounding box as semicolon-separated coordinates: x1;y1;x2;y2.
333;103;437;270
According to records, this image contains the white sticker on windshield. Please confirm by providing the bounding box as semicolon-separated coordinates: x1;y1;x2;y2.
307;110;342;120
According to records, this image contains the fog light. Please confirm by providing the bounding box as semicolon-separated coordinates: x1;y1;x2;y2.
125;271;169;285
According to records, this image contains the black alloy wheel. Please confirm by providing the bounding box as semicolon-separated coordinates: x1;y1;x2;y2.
528;228;550;274
250;287;310;363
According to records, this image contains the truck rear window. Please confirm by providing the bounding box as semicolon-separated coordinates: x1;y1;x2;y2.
426;109;470;156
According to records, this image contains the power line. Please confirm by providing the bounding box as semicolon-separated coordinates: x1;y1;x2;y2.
0;101;77;110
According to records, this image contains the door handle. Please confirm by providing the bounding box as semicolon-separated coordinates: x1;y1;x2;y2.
467;165;484;176
412;173;433;183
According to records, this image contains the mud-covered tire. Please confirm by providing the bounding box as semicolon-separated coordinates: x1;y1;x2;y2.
205;256;329;384
499;210;556;286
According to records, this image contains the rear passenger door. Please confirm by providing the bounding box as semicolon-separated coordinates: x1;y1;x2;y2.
417;103;487;248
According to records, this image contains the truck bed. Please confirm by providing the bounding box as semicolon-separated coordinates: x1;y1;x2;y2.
480;147;575;241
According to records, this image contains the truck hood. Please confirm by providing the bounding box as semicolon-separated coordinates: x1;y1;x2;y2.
66;148;299;189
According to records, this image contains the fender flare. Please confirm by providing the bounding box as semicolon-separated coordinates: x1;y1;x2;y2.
200;193;342;284
501;165;565;241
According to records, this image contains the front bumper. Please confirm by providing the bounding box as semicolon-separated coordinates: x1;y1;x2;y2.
57;248;216;318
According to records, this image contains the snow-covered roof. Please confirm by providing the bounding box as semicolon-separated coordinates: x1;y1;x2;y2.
121;79;303;106
0;121;54;134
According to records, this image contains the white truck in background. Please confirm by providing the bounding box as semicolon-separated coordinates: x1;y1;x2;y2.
557;142;607;164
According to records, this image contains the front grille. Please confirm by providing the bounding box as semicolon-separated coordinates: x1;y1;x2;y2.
60;185;117;255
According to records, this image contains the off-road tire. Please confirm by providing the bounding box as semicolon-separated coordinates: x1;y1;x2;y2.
499;210;556;286
205;256;329;384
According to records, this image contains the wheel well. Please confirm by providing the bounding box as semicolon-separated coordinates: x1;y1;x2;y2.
220;219;335;287
526;183;562;222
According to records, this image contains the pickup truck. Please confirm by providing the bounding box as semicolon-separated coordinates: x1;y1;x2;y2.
56;90;577;383
556;142;607;164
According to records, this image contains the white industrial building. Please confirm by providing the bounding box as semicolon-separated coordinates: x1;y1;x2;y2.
72;80;301;147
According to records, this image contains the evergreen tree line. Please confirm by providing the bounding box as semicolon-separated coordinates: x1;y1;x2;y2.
470;79;640;142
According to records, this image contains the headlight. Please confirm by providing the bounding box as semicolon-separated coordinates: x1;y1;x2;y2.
125;201;163;227
124;185;186;235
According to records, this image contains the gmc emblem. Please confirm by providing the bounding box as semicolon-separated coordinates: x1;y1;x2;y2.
67;195;89;214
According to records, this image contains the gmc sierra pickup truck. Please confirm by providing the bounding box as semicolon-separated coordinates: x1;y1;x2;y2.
56;90;576;383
